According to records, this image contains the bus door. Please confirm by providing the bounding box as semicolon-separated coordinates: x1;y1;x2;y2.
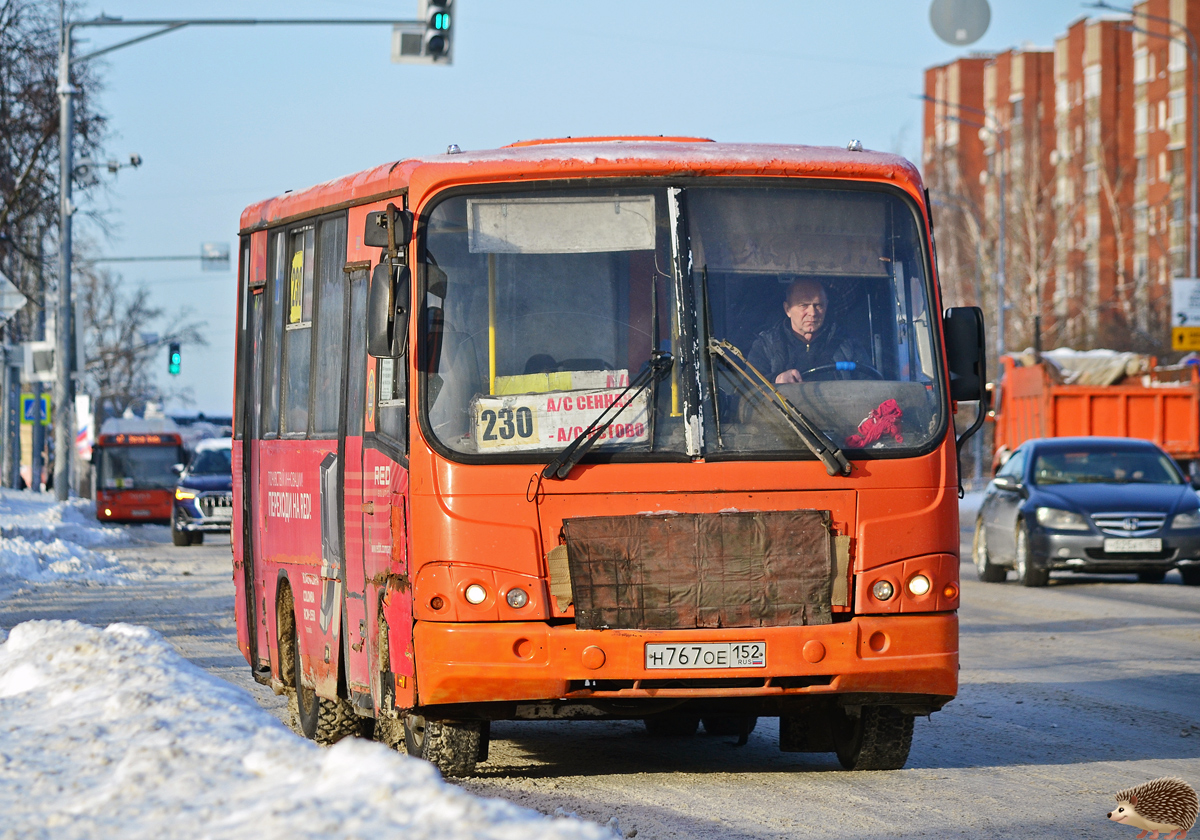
338;263;374;705
343;269;414;709
239;237;270;671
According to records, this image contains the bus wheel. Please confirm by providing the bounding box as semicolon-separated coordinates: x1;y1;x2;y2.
643;714;700;736
403;715;485;777
832;705;914;771
291;628;364;745
171;510;191;547
701;715;757;737
973;518;1007;582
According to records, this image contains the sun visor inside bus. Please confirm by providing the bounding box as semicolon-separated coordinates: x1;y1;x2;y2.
466;195;656;254
687;190;890;276
561;510;834;630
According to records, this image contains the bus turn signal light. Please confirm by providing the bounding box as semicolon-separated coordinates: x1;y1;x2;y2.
871;580;894;601
943;582;959;600
505;588;529;608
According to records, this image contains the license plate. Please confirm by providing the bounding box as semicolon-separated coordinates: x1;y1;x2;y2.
1103;538;1162;553
131;509;150;517
645;642;766;670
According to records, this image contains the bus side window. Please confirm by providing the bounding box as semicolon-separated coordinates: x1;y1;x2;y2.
282;226;315;436
311;215;348;437
376;355;408;452
234;237;250;441
262;231;286;437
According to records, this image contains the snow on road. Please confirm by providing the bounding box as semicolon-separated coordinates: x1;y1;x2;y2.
0;489;148;588
0;620;614;840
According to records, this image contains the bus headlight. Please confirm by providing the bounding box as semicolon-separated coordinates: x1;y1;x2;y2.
505;588;529;608
175;487;196;500
871;580;894;601
907;574;932;596
464;584;487;605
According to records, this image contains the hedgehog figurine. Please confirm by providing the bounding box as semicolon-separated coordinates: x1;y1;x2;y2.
1108;777;1198;839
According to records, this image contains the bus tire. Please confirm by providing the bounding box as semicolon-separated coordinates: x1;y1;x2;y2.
833;705;914;771
1014;523;1049;587
701;715;757;737
171;510;191;546
643;714;700;736
403;715;483;777
291;626;364;745
973;518;1007;582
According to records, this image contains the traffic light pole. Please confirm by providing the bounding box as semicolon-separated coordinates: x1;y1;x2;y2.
54;12;415;501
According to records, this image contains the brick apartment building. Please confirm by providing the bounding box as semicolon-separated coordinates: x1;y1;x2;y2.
923;0;1198;353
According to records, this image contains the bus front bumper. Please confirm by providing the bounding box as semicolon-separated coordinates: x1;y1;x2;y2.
412;613;957;708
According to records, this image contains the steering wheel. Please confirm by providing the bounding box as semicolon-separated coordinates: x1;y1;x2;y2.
799;361;885;381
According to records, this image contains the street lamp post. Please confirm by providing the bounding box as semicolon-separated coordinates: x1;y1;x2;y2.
53;12;415;501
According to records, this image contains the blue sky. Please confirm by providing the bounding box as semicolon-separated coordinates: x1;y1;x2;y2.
77;0;1097;414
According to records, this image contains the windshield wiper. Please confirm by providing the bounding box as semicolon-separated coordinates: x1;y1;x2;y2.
542;350;674;481
707;338;851;477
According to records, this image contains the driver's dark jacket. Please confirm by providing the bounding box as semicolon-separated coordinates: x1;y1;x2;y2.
747;318;864;381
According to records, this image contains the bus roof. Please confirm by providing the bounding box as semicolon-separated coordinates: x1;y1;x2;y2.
239;138;924;233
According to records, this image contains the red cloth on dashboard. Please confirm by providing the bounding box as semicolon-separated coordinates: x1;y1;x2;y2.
845;398;903;447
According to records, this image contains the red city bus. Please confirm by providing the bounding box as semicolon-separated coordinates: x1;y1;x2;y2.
231;138;987;776
93;432;185;522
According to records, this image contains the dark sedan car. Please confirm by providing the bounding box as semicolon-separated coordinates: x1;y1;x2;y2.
973;437;1200;586
172;439;233;547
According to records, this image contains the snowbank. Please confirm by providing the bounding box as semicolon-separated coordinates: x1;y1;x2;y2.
0;620;614;840
0;488;134;585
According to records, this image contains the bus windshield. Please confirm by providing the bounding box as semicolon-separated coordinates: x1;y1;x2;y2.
97;444;180;490
421;184;944;462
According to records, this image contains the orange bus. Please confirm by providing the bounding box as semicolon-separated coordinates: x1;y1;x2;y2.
232;138;987;776
93;432;185;522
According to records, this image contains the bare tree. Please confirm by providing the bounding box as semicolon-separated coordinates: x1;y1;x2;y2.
77;262;207;426
0;0;105;346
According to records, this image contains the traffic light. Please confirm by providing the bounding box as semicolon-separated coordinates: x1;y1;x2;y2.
424;0;452;62
168;342;181;376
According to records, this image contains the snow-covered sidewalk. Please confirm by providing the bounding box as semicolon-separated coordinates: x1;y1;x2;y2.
0;488;150;588
0;620;613;840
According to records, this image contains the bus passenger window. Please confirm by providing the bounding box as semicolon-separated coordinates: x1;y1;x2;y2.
283;226;315;435
376;356;407;450
262;231;286;437
311;216;347;437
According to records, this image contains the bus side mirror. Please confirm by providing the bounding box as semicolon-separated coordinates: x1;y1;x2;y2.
943;306;987;402
368;262;411;358
363;207;412;249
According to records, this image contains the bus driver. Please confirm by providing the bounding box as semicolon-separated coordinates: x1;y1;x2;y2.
747;278;866;383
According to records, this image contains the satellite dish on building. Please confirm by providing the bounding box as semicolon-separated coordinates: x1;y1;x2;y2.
929;0;991;46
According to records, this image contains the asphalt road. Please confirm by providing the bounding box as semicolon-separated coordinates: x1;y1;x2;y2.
2;519;1198;839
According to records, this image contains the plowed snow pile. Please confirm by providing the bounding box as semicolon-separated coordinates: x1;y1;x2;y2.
0;620;612;840
0;489;134;585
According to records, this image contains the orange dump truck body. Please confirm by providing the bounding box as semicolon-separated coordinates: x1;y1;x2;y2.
993;356;1200;467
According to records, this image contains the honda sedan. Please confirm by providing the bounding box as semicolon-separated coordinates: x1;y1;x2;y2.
973;437;1200;586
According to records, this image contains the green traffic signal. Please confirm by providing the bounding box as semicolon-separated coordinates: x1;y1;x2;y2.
432;11;450;30
168;342;181;376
